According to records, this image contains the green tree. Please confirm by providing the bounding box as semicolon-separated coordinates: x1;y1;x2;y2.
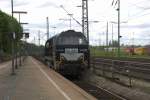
109;40;118;47
0;10;23;53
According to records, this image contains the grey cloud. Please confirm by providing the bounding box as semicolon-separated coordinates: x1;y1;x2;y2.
28;23;46;29
5;0;29;7
138;29;150;38
51;22;70;29
38;1;59;8
0;0;6;2
122;23;150;29
14;1;29;7
28;22;68;30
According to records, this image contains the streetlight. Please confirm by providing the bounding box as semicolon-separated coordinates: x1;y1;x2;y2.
112;0;121;57
67;14;73;30
51;26;56;36
20;22;29;25
59;17;73;30
90;21;109;53
110;21;127;56
86;20;99;44
13;11;27;68
13;11;27;23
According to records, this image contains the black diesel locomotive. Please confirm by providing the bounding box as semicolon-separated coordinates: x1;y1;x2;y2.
44;30;89;76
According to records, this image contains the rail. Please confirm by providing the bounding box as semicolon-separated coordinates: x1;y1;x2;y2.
91;58;150;86
94;84;127;100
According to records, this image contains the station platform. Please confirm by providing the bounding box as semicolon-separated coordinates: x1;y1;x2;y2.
0;57;96;100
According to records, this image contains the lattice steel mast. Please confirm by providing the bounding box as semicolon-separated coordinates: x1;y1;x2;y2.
82;0;90;68
82;0;89;43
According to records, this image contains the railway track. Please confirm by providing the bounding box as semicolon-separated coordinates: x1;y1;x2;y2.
35;56;128;100
93;56;150;63
92;57;150;81
73;80;127;100
65;75;127;100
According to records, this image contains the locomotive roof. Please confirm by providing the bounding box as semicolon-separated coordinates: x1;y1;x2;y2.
46;30;86;43
58;30;85;37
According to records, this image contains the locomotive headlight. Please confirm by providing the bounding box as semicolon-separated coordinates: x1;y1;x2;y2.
60;56;65;61
59;56;66;65
79;55;84;60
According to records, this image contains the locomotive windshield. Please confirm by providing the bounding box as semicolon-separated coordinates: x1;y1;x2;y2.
57;36;87;45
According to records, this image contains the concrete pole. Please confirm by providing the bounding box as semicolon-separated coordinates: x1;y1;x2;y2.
11;0;15;75
46;17;49;40
19;13;21;66
118;0;121;57
106;22;109;52
38;31;40;46
112;23;114;46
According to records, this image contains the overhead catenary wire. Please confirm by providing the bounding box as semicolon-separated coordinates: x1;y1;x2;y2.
120;0;150;21
110;0;150;21
129;3;150;10
126;10;150;22
60;5;82;27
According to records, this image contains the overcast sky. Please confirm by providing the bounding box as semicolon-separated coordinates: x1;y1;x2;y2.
0;0;150;46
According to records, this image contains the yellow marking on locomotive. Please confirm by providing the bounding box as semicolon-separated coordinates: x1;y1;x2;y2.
59;56;65;65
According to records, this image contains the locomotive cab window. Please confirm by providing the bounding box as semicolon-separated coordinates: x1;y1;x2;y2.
57;36;86;45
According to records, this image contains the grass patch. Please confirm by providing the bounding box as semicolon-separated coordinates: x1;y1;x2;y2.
90;47;150;59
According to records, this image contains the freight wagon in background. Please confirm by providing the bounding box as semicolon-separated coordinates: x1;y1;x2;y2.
145;47;150;56
134;47;146;55
124;47;150;55
124;47;134;55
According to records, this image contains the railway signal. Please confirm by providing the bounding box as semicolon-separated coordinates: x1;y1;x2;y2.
24;33;30;38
